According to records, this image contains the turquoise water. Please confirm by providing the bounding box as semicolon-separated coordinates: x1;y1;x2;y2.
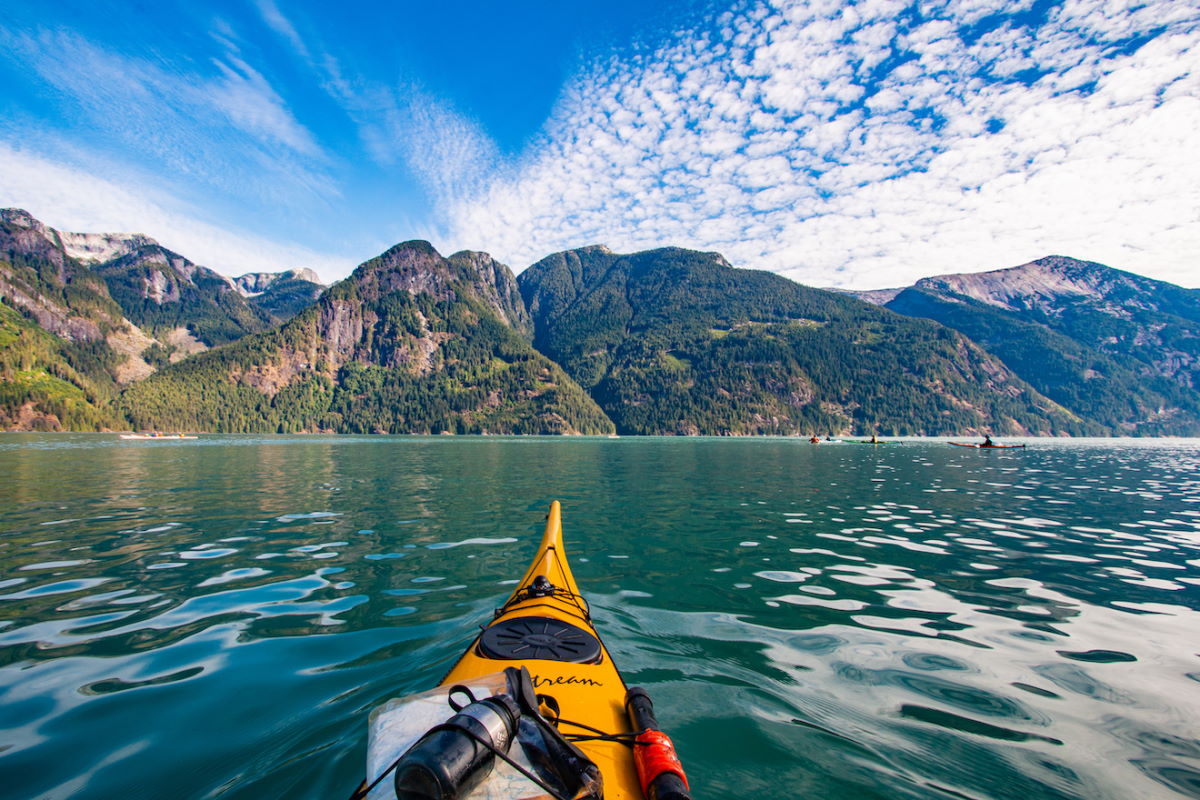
1;435;1199;799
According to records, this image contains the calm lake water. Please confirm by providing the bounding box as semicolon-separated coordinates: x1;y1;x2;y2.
1;435;1199;799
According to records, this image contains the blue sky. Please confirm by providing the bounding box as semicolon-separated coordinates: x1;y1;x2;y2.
1;0;1197;288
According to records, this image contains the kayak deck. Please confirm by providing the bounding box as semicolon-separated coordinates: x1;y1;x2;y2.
440;501;641;799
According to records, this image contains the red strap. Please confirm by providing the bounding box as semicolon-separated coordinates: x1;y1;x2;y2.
633;730;689;792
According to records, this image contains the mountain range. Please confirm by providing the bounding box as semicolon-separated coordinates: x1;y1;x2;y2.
120;241;610;435
845;257;1200;435
518;246;1081;436
3;208;1198;435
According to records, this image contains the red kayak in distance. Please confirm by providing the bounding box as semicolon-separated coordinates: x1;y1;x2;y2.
948;442;1026;448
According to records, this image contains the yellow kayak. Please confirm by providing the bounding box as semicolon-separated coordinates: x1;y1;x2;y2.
442;501;641;797
357;501;690;800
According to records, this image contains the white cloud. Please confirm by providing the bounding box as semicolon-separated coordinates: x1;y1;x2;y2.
209;57;322;156
434;0;1200;289
0;142;350;282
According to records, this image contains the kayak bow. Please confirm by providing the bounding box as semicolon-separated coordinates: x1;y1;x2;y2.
440;501;648;797
354;502;688;800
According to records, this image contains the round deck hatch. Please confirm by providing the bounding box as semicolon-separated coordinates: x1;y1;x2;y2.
478;615;602;663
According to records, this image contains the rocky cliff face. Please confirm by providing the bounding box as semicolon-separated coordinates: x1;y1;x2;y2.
832;287;903;306
279;241;545;380
56;230;157;265
0;209;121;342
447;250;533;339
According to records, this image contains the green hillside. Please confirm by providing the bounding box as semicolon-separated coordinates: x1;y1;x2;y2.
888;287;1200;434
0;302;125;430
120;242;614;434
519;246;1091;436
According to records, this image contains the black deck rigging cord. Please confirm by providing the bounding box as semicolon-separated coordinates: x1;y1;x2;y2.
346;720;574;800
496;577;592;622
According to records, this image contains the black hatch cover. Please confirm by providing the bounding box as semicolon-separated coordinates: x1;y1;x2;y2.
478;616;602;663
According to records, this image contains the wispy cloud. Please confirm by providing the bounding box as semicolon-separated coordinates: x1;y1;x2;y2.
0;26;333;205
436;0;1200;288
250;1;498;213
0;142;350;281
255;0;311;62
208;56;322;156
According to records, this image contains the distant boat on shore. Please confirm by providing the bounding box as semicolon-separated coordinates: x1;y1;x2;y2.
119;433;198;440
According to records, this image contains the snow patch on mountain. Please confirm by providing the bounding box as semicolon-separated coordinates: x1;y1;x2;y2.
58;231;158;265
232;268;323;296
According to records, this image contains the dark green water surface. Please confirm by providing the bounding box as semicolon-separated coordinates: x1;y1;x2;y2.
2;435;1199;799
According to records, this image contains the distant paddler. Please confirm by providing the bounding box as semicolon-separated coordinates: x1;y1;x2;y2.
808;435;820;443
119;432;198;440
948;435;1025;449
846;433;900;444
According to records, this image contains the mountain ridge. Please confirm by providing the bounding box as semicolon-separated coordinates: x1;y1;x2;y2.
4;207;1199;435
872;256;1200;434
233;268;323;296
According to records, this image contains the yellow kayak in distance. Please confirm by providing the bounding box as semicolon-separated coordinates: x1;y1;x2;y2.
356;501;690;800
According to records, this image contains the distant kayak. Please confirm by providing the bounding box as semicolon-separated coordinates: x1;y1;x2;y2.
948;442;1026;449
119;433;197;440
846;440;901;445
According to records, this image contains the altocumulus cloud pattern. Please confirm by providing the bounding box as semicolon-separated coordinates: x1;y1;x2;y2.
436;0;1200;288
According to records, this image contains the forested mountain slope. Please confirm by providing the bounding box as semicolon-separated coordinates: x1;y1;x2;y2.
518;246;1088;436
881;257;1200;434
0;210;152;428
6;204;1193;437
0;302;125;430
89;241;276;347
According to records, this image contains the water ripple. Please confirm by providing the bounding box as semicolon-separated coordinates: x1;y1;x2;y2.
2;435;1200;799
